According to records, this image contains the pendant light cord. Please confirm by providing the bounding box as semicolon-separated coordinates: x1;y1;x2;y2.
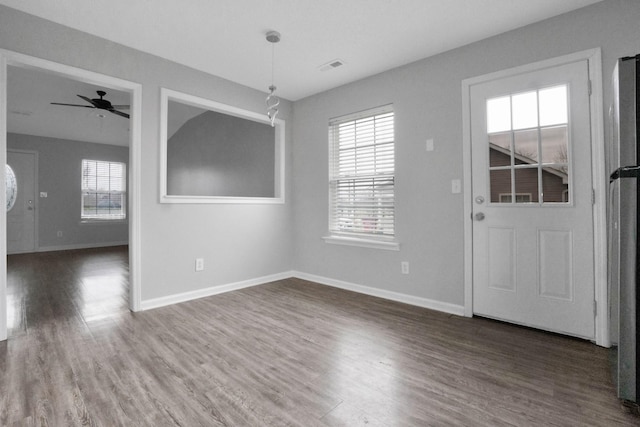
271;42;276;89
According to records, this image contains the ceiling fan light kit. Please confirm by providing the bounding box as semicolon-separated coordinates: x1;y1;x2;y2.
51;90;130;119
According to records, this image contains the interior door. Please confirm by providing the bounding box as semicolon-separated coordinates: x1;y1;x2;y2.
7;150;37;254
470;60;595;339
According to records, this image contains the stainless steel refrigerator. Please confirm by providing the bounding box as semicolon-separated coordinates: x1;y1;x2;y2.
609;54;639;406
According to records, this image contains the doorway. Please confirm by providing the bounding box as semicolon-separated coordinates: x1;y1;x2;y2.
462;49;609;345
0;50;142;341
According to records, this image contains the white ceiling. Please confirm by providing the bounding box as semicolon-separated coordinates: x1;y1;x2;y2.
7;66;131;146
2;0;601;146
1;0;601;101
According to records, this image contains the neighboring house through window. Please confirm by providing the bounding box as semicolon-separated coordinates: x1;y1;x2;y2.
81;159;126;220
499;193;532;203
328;105;395;246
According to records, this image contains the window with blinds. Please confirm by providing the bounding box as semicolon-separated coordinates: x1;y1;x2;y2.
81;159;126;220
329;105;395;238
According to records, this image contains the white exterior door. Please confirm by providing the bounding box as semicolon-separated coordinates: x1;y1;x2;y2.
470;60;595;339
7;150;37;254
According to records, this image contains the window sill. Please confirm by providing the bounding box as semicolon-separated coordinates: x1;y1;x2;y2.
323;235;400;251
80;219;128;226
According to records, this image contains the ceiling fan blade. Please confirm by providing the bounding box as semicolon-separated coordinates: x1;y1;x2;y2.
111;105;130;109
51;102;95;108
108;109;130;119
77;94;98;107
54;91;127;118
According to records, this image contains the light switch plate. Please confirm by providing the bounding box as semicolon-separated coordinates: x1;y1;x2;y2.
451;179;461;194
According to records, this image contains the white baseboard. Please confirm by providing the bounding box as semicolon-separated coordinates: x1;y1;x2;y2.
34;241;128;253
292;271;465;316
139;269;465;317
140;271;295;311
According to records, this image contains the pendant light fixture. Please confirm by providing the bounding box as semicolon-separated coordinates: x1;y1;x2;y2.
265;30;281;127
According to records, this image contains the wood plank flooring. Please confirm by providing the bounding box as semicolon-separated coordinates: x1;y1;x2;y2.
1;246;638;426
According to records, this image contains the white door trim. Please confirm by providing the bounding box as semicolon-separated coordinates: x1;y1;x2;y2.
7;149;39;254
461;48;608;347
0;49;143;341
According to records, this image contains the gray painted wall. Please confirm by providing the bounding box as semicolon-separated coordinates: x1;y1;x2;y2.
291;0;640;307
2;1;639;310
167;109;275;197
7;133;129;250
0;5;294;302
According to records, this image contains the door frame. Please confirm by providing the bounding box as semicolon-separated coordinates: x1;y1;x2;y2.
461;48;608;347
0;49;143;341
6;149;39;254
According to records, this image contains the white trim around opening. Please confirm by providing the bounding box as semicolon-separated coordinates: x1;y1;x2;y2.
0;49;143;341
461;48;608;347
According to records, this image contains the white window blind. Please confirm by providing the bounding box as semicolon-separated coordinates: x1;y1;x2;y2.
81;159;126;220
329;106;395;238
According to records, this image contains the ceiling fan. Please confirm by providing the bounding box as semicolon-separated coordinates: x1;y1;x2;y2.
51;90;130;119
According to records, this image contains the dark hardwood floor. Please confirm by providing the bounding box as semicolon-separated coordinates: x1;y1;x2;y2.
1;246;637;426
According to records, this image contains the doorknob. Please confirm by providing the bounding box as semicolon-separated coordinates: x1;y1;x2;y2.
475;196;485;204
474;212;485;221
27;200;34;211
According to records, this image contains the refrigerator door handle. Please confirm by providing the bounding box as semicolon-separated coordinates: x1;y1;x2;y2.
610;165;640;182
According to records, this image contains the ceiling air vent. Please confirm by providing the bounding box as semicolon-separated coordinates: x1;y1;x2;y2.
319;59;345;72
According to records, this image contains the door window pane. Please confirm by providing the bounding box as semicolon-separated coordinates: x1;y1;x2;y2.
514;168;538;203
539;86;568;126
512;91;538;130
490;169;511;203
487;96;511;133
486;84;569;205
541;126;568;164
542;166;569;203
489;132;512;167
514;129;539;163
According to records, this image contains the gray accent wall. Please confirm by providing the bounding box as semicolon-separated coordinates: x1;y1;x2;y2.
167;110;275;197
7;133;129;250
2;1;639;311
291;0;640;307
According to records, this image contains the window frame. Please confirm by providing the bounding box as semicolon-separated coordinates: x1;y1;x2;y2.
81;159;127;222
486;85;571;206
159;88;285;204
324;105;399;251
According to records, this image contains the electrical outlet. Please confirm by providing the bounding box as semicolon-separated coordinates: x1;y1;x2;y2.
57;230;63;237
401;261;409;275
426;138;434;152
195;258;204;272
